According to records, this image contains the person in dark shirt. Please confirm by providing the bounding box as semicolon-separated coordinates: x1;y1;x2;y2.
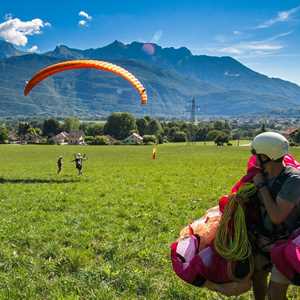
250;132;300;300
72;153;86;175
57;156;63;174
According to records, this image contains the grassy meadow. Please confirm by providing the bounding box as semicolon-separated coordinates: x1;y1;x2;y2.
0;143;299;299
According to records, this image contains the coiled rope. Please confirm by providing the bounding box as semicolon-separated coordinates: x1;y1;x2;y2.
214;183;257;261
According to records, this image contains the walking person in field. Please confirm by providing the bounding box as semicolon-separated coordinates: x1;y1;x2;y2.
72;153;86;175
57;156;63;174
249;132;300;300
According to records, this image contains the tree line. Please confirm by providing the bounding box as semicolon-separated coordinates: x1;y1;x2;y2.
0;113;298;145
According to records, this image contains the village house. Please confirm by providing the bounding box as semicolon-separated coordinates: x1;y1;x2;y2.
8;132;20;144
26;134;41;144
123;133;143;145
68;131;85;145
281;128;299;141
51;131;69;145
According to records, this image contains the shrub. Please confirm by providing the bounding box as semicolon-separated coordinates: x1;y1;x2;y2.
172;131;187;142
94;135;110;145
85;136;95;145
143;135;157;144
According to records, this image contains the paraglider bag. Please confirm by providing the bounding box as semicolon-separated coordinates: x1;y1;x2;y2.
171;236;252;286
271;229;300;285
178;206;221;251
171;207;253;286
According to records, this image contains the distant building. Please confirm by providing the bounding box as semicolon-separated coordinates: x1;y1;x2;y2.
123;133;143;145
68;131;85;145
8;132;20;144
51;131;69;145
282;128;299;140
26;134;41;144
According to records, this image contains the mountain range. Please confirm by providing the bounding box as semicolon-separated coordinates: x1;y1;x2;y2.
0;39;300;118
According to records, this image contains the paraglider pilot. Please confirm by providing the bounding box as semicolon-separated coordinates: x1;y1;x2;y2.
251;132;300;300
57;156;63;174
72;153;86;175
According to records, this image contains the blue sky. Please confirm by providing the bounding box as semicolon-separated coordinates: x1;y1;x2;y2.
1;0;300;84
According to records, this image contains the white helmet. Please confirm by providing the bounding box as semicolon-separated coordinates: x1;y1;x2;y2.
251;132;289;160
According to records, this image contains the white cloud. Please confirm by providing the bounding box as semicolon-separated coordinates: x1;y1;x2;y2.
256;6;300;29
151;30;163;43
233;30;242;35
265;31;293;42
224;71;240;77
79;11;92;20
216;38;284;57
78;11;92;28
0;17;50;46
220;46;242;55
28;45;38;53
78;20;87;27
245;42;283;51
210;29;291;58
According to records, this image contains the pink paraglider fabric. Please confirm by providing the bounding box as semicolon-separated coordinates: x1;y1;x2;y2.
271;229;300;282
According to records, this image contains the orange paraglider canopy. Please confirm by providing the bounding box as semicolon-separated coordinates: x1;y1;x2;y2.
24;60;147;105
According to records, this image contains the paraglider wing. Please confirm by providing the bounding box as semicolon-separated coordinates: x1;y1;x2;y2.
24;60;147;105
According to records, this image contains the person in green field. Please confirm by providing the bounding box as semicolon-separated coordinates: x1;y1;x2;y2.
250;132;300;300
72;153;86;175
57;156;63;174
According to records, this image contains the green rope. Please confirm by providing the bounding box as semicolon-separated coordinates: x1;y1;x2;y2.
214;183;257;261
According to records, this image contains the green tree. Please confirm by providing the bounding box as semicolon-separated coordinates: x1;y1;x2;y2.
18;122;30;138
165;126;179;141
104;112;136;140
136;118;148;136
207;130;224;141
224;120;231;130
94;135;110;145
172;131;187;142
27;127;38;136
63;117;80;132
0;127;8;144
293;130;300;144
144;115;152;122
185;123;198;142
196;126;209;141
34;128;42;136
90;124;104;136
214;133;229;146
79;122;89;134
146;119;163;136
143;135;157;144
84;136;95;145
42;119;61;137
213;120;225;130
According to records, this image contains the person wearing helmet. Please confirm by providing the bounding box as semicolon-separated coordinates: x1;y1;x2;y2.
72;153;86;175
250;132;300;300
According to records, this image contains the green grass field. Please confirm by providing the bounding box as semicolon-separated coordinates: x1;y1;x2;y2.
0;144;299;300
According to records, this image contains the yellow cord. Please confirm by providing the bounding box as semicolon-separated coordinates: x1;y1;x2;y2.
214;183;256;261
